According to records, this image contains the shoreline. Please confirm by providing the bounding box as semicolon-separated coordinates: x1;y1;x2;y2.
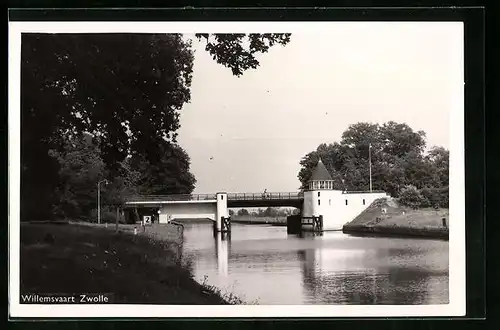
342;198;449;241
342;225;448;240
20;222;244;305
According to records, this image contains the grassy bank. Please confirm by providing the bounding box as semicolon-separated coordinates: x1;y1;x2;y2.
342;198;449;240
231;216;287;226
20;222;241;304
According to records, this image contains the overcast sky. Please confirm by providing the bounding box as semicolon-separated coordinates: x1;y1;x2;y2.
176;23;463;194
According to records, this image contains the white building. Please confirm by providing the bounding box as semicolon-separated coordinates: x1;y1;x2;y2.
302;158;388;231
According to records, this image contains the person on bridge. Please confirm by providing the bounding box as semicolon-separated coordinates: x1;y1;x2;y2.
263;189;268;199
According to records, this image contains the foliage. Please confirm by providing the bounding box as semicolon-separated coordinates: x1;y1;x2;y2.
238;207;293;217
398;185;426;209
263;207;279;217
21;33;290;220
297;121;449;209
49;133;107;219
237;209;250;216
129;140;196;195
196;33;291;76
49;133;196;221
420;186;449;208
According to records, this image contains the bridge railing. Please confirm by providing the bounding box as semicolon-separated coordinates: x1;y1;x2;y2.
226;192;304;201
341;190;386;194
124;192;304;203
125;194;216;203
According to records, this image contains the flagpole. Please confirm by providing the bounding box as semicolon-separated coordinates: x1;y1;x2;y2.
369;143;372;192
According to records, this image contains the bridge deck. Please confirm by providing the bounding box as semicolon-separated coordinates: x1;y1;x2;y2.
124;192;304;207
123;190;383;208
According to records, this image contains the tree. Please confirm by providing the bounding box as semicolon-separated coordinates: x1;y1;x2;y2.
263;207;279;217
129;141;196;195
21;33;291;220
399;185;425;209
426;146;449;187
49;133;106;220
49;133;143;221
297;121;446;199
229;209;235;216
237;209;250;216
298;142;346;190
277;208;288;217
196;33;291;76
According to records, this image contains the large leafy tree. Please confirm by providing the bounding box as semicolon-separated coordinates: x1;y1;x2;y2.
49;133;106;220
298;121;447;197
130;140;196;195
21;33;291;220
50;133;142;220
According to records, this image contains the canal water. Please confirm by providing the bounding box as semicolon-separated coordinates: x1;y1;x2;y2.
180;222;449;305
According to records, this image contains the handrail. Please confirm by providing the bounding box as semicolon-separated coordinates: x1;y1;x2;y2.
124;190;385;203
341;190;386;194
124;194;216;202
124;192;305;203
226;192;304;200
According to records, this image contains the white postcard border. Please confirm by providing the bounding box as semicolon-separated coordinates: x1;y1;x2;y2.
8;21;466;318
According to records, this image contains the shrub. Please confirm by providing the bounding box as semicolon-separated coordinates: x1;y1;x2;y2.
101;211;118;223
88;208;124;223
436;186;449;208
421;186;449;208
421;187;437;208
398;185;425;209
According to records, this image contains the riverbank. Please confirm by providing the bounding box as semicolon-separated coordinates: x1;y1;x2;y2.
20;222;241;304
342;198;449;240
231;216;287;226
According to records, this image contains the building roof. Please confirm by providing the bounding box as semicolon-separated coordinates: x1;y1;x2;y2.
309;158;333;181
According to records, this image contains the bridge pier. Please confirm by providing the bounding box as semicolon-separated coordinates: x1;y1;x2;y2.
299;215;324;233
215;192;228;232
213;216;231;235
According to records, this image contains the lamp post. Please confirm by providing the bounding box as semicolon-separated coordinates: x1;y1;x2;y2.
368;143;373;192
97;179;108;224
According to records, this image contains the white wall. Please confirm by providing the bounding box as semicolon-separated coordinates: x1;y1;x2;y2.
302;190;388;230
216;192;228;231
159;202;217;223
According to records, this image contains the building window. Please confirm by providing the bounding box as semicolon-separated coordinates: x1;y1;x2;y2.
345;199;348;205
318;199;321;206
221;195;224;200
318;192;320;197
363;199;365;205
329;199;331;206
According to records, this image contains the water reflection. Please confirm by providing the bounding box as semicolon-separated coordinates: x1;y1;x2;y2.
214;232;230;276
297;236;449;304
181;223;449;305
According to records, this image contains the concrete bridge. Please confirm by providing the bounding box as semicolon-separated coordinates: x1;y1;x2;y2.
124;192;304;232
122;159;389;233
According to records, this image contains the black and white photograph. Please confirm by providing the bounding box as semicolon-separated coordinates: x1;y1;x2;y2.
9;19;465;318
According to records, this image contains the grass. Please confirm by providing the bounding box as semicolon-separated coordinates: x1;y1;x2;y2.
343;198;449;239
199;275;259;305
20;222;245;304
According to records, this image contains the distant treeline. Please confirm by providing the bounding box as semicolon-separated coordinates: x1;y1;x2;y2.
298;122;449;209
230;207;299;218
